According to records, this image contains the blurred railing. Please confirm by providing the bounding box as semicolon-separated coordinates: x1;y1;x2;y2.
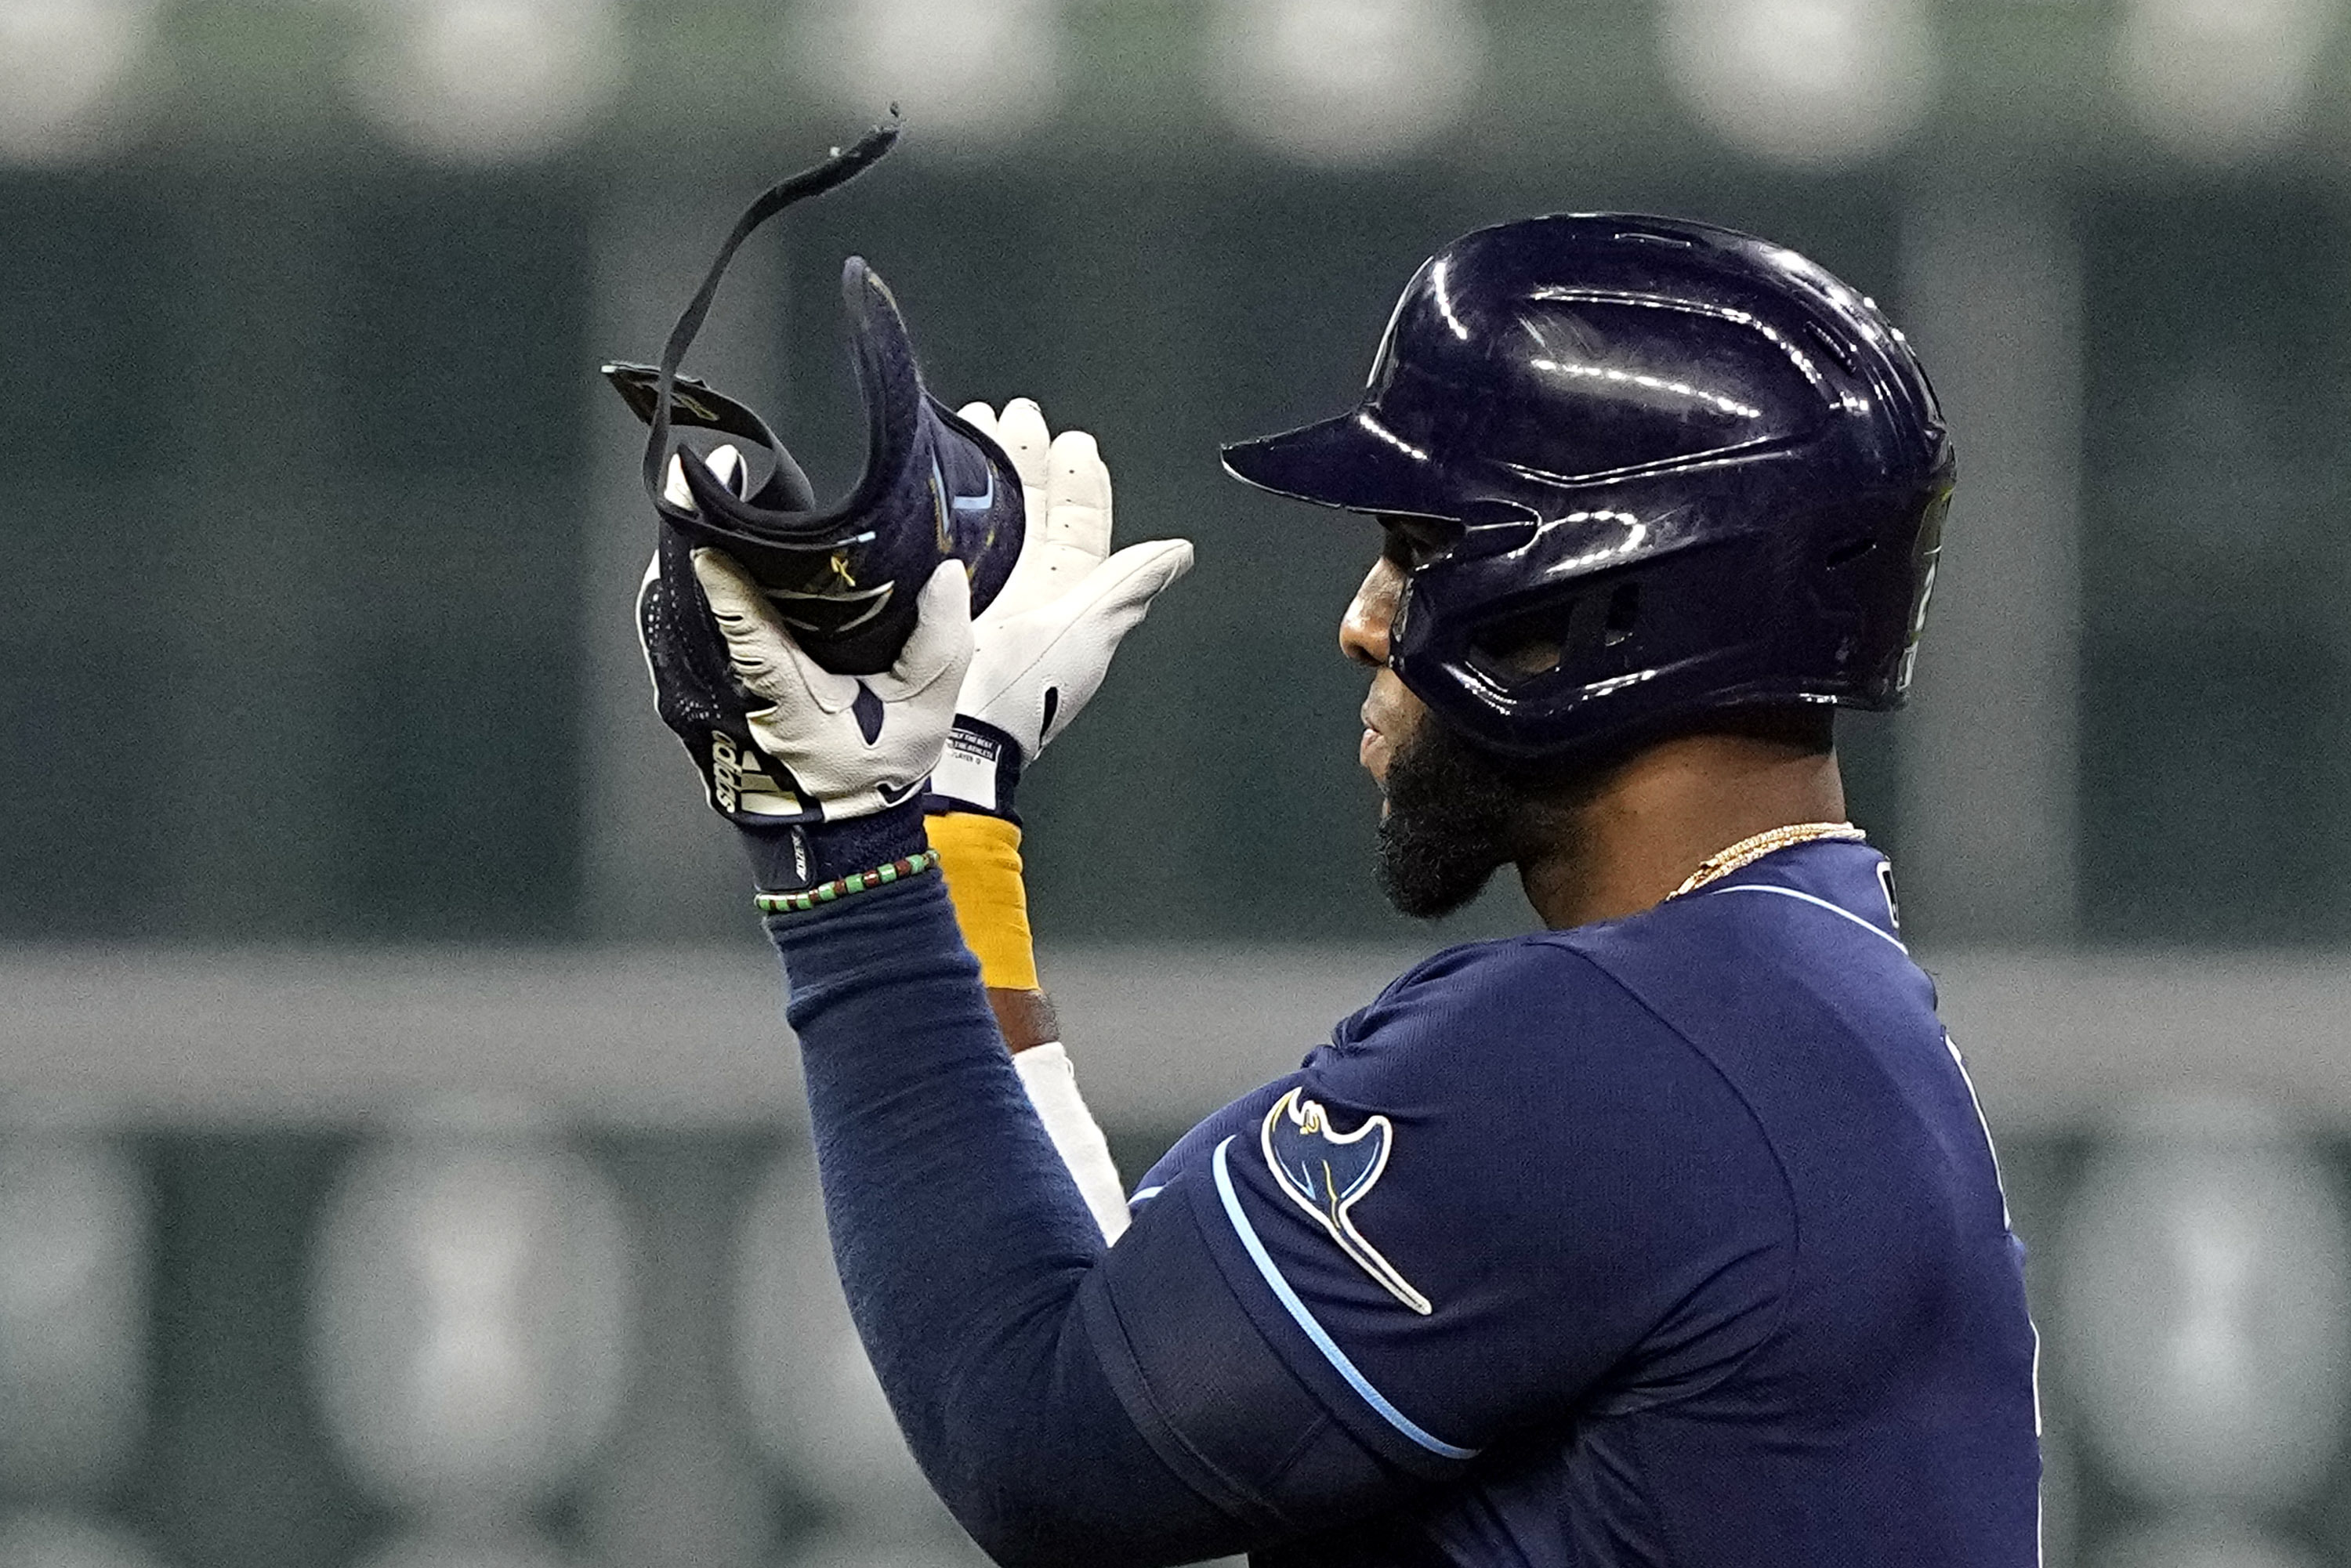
9;947;2351;1564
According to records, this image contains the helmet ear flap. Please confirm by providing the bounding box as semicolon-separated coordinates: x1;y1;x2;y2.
840;256;928;511
603;121;1027;676
603;364;815;512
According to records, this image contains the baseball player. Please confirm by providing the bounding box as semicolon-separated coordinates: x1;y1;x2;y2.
636;205;2040;1565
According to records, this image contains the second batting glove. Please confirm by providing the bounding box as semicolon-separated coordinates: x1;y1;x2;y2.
928;399;1194;818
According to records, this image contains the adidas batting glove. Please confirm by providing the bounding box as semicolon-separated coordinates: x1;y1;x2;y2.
638;444;974;890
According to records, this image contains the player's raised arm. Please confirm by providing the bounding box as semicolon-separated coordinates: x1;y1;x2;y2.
926;396;1183;1241
639;436;1308;1566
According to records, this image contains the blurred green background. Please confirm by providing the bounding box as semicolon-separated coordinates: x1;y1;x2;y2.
11;5;2351;1568
8;0;2349;950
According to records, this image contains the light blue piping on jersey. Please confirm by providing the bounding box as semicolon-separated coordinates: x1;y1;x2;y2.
1708;882;1908;954
1210;1136;1478;1461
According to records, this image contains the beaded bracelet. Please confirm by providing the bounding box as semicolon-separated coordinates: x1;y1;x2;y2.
754;849;940;915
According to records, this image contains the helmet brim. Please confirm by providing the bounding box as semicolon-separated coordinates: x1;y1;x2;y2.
1221;409;1476;522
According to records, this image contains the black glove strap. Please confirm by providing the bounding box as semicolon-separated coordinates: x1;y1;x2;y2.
643;112;902;518
741;798;928;894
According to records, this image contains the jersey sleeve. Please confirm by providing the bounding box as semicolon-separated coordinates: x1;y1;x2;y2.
770;874;1420;1562
768;882;1795;1563
1097;939;1797;1477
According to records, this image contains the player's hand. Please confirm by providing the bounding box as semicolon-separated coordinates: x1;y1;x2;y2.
693;546;971;820
638;443;973;877
929;398;1193;816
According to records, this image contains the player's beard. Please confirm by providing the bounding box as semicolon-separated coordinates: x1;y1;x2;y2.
1375;715;1608;920
1374;717;1532;919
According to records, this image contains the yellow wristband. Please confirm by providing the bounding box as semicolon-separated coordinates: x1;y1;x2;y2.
926;812;1040;992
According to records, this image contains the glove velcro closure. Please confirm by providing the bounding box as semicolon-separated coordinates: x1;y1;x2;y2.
927;811;1040;992
925;718;1023;821
741;798;928;894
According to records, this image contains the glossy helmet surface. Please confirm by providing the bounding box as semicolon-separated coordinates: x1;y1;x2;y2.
1222;215;1954;760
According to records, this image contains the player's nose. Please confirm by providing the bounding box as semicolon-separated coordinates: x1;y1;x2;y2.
1341;557;1404;668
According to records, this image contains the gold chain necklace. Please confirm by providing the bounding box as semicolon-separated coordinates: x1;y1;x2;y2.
1668;821;1867;900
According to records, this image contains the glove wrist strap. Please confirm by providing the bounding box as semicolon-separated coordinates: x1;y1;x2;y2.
742;797;928;893
926;717;1024;821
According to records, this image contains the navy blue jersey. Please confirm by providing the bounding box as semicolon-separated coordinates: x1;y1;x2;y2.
765;838;2040;1568
1122;839;2039;1564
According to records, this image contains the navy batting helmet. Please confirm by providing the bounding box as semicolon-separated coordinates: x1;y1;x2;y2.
1223;215;1953;761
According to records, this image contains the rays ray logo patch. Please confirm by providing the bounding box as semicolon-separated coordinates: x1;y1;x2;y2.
1260;1088;1432;1315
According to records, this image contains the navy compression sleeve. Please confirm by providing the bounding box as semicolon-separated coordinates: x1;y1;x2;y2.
769;875;1407;1566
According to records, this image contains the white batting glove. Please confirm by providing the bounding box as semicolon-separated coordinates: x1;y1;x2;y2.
929;398;1194;816
691;545;974;824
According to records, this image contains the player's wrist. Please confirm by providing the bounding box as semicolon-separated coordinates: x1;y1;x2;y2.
926;716;1025;820
740;796;929;894
987;987;1060;1052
